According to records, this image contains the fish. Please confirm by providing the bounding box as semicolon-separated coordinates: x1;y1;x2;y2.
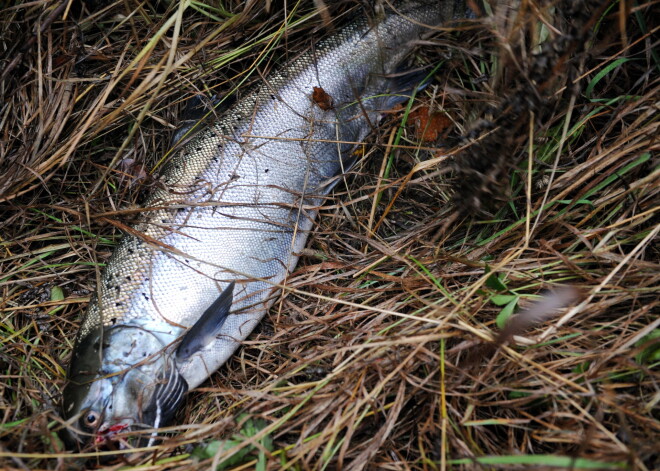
61;0;467;448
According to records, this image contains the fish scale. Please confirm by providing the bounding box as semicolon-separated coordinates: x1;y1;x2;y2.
63;0;466;447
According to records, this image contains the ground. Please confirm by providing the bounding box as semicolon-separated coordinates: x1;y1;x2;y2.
0;1;658;470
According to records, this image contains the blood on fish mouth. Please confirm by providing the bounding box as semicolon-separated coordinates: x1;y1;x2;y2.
95;423;129;444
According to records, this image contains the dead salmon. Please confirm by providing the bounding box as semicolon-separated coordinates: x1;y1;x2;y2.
62;0;467;447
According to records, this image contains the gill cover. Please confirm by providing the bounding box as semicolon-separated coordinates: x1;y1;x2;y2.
61;325;187;447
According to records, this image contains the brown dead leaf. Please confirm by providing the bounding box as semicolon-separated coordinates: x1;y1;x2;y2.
409;106;452;142
312;86;334;111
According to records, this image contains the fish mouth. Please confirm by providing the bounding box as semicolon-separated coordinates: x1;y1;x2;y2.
93;422;160;452
94;422;131;447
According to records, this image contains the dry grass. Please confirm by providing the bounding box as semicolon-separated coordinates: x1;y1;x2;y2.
1;0;658;470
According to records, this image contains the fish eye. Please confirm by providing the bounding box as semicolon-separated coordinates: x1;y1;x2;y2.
81;410;101;429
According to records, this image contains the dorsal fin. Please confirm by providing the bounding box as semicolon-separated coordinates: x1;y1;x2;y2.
176;281;235;361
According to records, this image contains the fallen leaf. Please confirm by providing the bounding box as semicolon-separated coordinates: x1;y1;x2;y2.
312;86;333;111
409;106;452;142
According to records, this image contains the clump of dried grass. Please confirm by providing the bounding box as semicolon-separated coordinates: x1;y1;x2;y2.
1;1;658;470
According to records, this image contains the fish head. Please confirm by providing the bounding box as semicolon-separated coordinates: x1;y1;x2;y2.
61;325;188;449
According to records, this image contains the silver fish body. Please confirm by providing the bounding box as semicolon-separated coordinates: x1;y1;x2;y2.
62;0;465;446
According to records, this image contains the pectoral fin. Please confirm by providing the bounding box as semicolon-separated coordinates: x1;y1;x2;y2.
176;281;234;361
